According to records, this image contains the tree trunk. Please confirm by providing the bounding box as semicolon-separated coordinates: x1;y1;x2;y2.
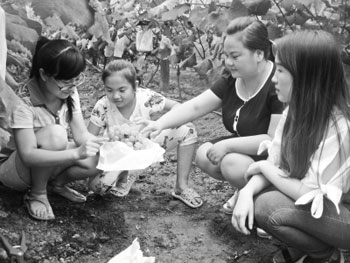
160;59;169;92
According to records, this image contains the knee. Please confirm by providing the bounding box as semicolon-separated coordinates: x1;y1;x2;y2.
195;143;211;170
36;125;68;150
179;123;198;146
254;193;272;227
220;154;247;185
255;191;288;231
220;154;238;176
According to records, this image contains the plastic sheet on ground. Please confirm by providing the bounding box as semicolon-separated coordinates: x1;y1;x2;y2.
97;139;165;171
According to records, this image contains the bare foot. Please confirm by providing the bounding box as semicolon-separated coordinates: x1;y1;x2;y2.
24;192;55;220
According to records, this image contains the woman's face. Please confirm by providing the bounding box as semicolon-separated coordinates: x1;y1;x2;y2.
223;34;261;79
104;72;135;109
48;73;85;99
272;55;293;103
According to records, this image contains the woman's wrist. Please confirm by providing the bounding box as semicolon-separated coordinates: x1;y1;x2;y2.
239;186;254;198
71;148;81;160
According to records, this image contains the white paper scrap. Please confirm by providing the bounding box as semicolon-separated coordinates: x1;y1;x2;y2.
108;238;155;263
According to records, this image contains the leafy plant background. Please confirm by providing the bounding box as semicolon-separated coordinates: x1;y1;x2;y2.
3;0;350;88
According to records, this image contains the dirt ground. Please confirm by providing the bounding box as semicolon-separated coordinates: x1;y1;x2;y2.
0;66;349;263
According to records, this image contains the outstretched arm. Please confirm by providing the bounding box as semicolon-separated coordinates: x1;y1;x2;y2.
143;90;221;131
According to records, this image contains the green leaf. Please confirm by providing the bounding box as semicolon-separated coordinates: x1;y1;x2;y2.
285;10;309;25
295;0;315;6
280;0;296;11
266;23;283;40
30;0;94;27
208;1;217;13
88;12;112;44
189;7;210;32
149;0;179;17
227;0;249;20
193;58;213;78
242;0;272;16
179;52;197;69
5;20;39;52
160;4;190;21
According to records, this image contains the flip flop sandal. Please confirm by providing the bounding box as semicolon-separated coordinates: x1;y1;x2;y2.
109;172;136;197
52;185;87;203
24;192;55;221
172;188;203;208
222;189;239;214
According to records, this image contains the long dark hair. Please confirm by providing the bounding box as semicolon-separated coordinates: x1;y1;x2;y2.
30;37;86;121
276;30;350;179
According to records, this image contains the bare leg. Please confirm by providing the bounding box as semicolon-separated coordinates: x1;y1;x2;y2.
50;148;101;202
25;125;68;220
220;153;254;189
195;142;224;180
174;143;196;192
53;155;100;185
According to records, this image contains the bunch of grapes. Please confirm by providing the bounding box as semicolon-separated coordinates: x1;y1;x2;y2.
108;124;148;150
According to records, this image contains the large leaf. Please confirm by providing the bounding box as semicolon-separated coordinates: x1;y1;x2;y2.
110;0;136;12
285;9;310;25
179;52;197;69
209;10;230;35
266;23;283;40
189;7;210;32
193;58;213;79
280;0;296;11
242;0;272;16
30;0;94;27
227;0;249;20
5;12;27;26
5;20;39;52
88;12;112;44
44;14;79;40
149;0;179;17
160;4;190;21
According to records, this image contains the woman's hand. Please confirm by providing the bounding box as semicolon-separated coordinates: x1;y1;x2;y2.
206;140;228;165
137;119;163;139
76;137;107;159
244;161;264;181
231;188;254;235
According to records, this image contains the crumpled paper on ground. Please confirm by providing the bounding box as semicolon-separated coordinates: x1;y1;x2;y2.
97;139;165;171
108;238;155;263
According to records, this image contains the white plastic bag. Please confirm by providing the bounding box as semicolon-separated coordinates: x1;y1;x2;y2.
136;29;153;52
108;238;155;263
97;139;165;171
